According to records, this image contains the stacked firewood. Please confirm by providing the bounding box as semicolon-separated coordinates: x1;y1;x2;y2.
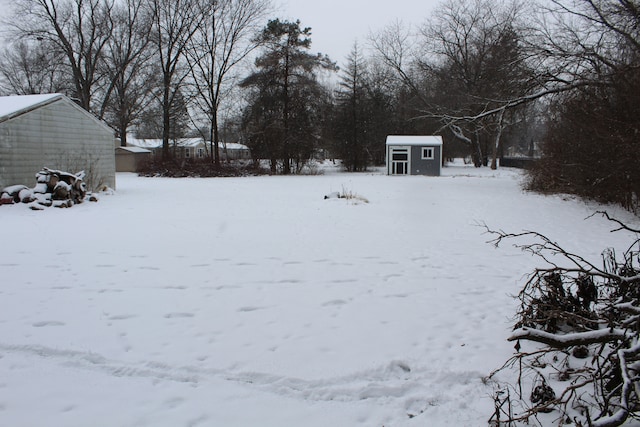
0;168;95;209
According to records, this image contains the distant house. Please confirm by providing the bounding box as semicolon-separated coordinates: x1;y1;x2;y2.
386;135;443;176
219;142;251;160
180;138;208;160
115;146;151;172
0;93;116;190
127;137;250;161
127;137;207;160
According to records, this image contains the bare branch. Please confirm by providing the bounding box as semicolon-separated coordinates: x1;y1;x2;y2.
508;327;628;348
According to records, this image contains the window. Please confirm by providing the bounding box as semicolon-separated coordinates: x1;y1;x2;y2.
422;147;434;160
184;148;190;158
197;148;205;158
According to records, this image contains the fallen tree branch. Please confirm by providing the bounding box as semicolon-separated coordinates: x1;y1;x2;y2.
487;213;640;426
508;327;628;348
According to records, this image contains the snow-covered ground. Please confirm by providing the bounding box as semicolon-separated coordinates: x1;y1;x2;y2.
1;162;637;426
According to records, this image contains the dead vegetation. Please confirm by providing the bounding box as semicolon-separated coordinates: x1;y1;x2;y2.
486;212;640;426
324;186;369;204
137;159;269;178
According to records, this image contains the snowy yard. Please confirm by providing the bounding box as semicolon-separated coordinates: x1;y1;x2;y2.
1;163;637;426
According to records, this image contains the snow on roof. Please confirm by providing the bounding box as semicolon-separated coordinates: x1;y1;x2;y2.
127;137;249;150
0;93;114;134
127;138;162;149
180;138;205;147
386;135;443;146
220;142;249;150
0;93;63;120
127;137;205;149
118;146;151;153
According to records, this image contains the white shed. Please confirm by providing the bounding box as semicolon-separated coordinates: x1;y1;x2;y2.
0;94;115;190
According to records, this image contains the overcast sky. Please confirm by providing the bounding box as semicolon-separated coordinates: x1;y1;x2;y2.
279;0;440;66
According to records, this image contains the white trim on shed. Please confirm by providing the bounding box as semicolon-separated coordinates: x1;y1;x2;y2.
386;135;443;147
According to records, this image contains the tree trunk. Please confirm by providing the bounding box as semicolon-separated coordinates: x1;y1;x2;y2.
213;111;221;168
490;110;505;170
162;78;171;161
119;115;128;147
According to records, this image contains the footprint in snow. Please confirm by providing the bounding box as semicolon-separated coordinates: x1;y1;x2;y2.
164;313;194;319
32;321;65;327
107;314;136;321
237;306;266;312
322;299;349;307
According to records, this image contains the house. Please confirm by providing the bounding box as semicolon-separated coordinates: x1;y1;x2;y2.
180;138;208;160
0;93;116;190
386;135;443;176
115;146;151;172
127;137;251;161
219;142;251;160
127;137;208;160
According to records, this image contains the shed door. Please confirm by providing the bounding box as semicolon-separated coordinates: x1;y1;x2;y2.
390;147;409;175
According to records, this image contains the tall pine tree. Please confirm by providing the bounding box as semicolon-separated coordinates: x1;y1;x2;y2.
334;42;369;171
241;19;336;174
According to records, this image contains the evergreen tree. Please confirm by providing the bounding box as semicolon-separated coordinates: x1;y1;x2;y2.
334;42;369;171
241;19;336;174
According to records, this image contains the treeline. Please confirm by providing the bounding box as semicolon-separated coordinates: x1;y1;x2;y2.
1;0;639;210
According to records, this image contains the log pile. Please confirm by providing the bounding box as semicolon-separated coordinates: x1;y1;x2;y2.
0;168;96;210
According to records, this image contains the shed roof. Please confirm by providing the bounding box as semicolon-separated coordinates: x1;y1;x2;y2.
221;142;250;150
178;138;205;148
127;137;205;149
128;137;248;150
117;146;151;154
0;93;114;134
386;135;443;146
127;138;162;149
0;93;63;121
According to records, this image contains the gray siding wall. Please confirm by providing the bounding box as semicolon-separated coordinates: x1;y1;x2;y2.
0;100;115;190
410;145;441;176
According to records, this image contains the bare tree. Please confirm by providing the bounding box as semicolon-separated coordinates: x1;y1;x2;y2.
369;20;425;105
419;0;535;168
9;0;116;113
186;0;270;166
529;0;640;84
524;0;640;211
102;0;155;146
146;0;205;160
0;39;67;95
369;2;536;168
